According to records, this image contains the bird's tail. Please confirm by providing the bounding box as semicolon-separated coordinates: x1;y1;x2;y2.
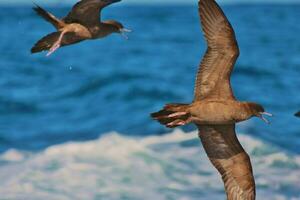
31;32;61;53
33;4;64;29
151;104;191;128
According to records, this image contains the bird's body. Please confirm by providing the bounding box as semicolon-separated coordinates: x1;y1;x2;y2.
31;0;131;56
189;101;260;124
62;23;91;38
151;0;272;199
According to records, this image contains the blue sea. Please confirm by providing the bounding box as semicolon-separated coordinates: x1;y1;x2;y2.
0;3;300;199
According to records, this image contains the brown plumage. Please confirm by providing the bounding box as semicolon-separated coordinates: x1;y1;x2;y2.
31;0;131;56
295;111;300;117
151;0;273;199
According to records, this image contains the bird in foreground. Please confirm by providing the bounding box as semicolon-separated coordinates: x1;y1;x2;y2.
31;0;131;56
295;111;300;117
151;0;272;199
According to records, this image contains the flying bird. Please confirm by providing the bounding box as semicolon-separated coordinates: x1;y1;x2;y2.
31;0;131;56
295;111;300;117
151;0;272;199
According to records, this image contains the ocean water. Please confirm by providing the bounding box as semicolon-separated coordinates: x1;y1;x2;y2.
1;130;300;200
0;3;300;199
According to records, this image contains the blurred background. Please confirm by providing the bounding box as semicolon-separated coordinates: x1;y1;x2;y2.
0;0;300;199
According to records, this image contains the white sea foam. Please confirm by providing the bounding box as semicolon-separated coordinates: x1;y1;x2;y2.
0;130;299;200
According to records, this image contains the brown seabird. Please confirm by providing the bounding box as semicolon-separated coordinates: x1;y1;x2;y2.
151;0;272;199
31;0;131;56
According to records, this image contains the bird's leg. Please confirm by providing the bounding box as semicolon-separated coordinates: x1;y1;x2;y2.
168;112;188;118
47;30;67;56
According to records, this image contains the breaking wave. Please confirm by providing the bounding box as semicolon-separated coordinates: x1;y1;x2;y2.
0;130;299;200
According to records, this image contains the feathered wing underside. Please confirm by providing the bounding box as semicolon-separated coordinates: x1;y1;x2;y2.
198;124;256;199
194;0;239;101
31;32;84;53
63;0;121;28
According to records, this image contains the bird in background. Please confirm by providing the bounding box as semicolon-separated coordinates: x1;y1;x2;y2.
151;0;272;199
295;111;300;117
31;0;131;56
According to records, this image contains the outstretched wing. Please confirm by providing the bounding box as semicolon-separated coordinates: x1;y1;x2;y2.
31;32;84;54
33;4;65;29
198;124;256;199
63;0;121;28
194;0;239;101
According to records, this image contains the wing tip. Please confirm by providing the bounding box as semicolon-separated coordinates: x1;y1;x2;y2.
198;0;211;8
198;0;239;55
199;0;222;16
30;48;39;54
32;2;40;9
112;0;122;3
30;44;43;54
103;0;122;4
32;3;44;14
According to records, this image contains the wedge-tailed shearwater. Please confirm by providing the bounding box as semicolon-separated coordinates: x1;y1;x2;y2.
31;0;131;56
151;0;272;199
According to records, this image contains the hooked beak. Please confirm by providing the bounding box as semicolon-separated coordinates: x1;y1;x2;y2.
119;28;132;40
258;112;273;124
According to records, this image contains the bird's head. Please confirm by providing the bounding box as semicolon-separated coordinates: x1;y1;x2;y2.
105;20;132;39
247;103;273;124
